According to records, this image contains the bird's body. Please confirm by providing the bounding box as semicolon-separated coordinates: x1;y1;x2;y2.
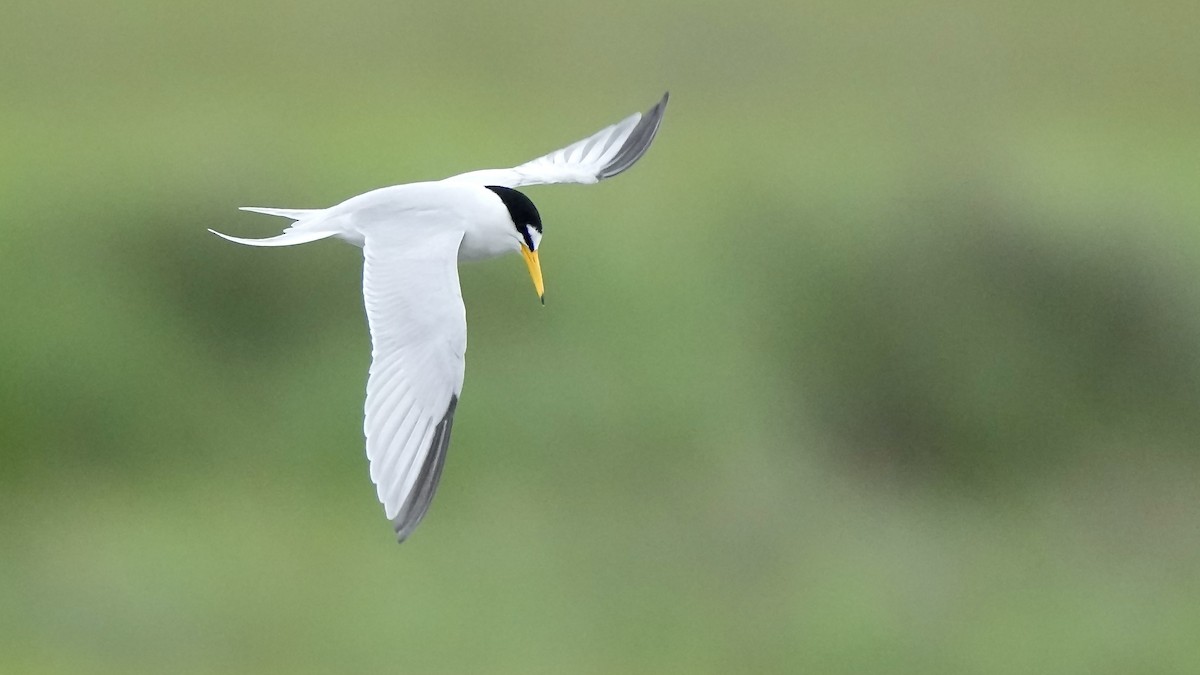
222;181;518;258
211;93;668;542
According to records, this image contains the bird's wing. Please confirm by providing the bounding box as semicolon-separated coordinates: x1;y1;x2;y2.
445;92;669;188
361;224;467;542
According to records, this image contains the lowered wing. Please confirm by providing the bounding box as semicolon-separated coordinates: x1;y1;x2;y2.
361;225;467;542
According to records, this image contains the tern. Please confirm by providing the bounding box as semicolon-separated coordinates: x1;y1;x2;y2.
210;93;669;542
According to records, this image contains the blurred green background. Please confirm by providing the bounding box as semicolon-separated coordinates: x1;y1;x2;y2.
2;0;1199;672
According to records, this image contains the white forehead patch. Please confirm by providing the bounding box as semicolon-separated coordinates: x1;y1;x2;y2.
525;227;543;251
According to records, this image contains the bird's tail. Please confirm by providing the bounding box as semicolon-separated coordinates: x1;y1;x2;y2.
238;206;320;220
208;228;338;247
208;206;338;247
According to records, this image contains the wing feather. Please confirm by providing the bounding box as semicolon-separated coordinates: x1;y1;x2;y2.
394;396;457;541
446;92;669;188
362;226;466;542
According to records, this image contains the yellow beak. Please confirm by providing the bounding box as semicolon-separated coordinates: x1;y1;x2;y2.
520;244;545;304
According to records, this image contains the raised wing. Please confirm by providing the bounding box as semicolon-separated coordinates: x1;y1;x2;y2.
446;92;669;188
361;225;467;542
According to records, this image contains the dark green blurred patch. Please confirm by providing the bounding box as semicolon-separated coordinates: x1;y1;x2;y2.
759;192;1200;487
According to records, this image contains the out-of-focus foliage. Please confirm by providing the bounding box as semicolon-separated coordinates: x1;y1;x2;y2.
2;1;1198;672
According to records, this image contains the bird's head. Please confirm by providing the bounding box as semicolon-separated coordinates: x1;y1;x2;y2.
485;185;544;304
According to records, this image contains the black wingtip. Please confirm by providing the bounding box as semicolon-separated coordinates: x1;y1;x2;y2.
597;92;670;181
390;395;459;543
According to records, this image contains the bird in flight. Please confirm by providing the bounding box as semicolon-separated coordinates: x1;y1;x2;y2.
210;93;669;542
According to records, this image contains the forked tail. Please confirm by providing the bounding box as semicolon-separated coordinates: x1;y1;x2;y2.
208;206;337;247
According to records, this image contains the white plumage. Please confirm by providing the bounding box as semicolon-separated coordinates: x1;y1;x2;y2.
210;93;668;542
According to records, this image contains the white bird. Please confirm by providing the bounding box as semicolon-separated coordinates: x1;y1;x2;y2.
210;93;669;542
